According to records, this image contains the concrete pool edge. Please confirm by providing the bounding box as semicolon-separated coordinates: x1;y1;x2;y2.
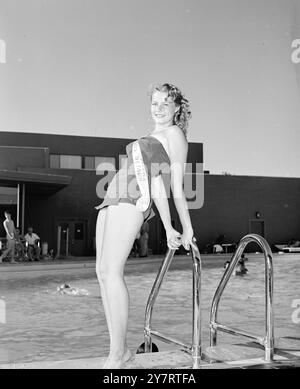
0;253;299;273
0;254;228;273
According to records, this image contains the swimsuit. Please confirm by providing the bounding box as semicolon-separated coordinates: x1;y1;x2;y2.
95;135;170;221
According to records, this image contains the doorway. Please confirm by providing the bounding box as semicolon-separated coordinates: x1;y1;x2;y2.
249;219;265;237
247;219;266;252
56;219;87;256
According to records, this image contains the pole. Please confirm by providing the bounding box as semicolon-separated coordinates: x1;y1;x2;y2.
66;227;69;258
55;226;61;259
191;239;202;368
16;183;20;228
21;184;25;235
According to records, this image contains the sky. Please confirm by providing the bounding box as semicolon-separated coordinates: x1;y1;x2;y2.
0;0;300;177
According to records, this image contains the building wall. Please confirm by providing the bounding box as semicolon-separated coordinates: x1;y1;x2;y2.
186;175;300;251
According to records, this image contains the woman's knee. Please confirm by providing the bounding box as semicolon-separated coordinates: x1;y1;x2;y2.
96;262;121;283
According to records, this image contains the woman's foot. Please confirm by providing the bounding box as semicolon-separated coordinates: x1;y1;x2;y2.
102;348;134;369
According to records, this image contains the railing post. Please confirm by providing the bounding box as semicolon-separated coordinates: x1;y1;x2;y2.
143;237;202;368
209;234;274;362
210;240;248;346
144;248;176;352
264;252;274;361
191;240;202;368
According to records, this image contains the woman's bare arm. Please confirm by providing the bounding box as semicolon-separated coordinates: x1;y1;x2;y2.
151;174;181;249
168;126;194;247
151;174;172;232
3;220;14;239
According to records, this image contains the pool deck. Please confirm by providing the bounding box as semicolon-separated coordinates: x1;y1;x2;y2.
1;339;299;369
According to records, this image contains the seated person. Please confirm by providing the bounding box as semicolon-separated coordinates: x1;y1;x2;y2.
24;227;41;261
288;239;300;247
213;244;224;254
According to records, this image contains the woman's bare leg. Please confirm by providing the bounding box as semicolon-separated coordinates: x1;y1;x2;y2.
96;203;143;368
95;208;113;336
0;243;12;262
10;241;15;262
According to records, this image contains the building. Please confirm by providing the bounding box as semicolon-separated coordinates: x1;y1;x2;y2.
0;131;203;256
0;131;299;257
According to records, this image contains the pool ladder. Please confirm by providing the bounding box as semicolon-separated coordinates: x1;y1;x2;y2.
143;233;275;368
210;233;274;362
144;237;202;369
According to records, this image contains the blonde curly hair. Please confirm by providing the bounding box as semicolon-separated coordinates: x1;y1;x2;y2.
148;83;192;138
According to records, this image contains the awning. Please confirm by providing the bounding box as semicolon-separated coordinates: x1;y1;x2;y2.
0;169;72;194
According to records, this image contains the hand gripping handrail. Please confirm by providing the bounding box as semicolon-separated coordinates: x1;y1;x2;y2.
144;238;202;369
210;233;274;362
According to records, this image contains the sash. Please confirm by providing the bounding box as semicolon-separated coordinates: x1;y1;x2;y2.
132;140;150;212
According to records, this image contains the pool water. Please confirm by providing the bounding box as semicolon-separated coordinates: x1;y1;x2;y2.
0;255;299;364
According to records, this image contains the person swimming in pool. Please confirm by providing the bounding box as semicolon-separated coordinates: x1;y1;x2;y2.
95;83;196;368
235;256;249;276
224;260;230;270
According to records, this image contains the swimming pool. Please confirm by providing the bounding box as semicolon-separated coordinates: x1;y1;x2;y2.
0;255;299;365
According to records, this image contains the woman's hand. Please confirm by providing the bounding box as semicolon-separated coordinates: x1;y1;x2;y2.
181;228;197;251
166;227;182;250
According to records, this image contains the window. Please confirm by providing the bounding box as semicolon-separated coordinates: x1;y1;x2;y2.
49;154;116;170
50;154;60;168
83;156;95;170
60;155;82;169
95;157;116;172
50;154;82;169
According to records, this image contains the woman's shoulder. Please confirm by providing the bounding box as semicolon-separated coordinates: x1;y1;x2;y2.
167;125;187;138
166;126;188;146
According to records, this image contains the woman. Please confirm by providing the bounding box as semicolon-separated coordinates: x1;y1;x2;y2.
95;83;196;368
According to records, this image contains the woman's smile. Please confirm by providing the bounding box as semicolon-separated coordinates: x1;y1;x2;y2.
151;91;178;127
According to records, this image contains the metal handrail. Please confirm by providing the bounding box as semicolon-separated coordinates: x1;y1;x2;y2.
209;233;274;362
144;238;202;369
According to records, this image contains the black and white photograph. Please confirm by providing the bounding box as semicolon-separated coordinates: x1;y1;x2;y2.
0;0;299;375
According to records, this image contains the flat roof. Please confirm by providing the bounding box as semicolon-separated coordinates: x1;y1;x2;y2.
0;169;72;186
